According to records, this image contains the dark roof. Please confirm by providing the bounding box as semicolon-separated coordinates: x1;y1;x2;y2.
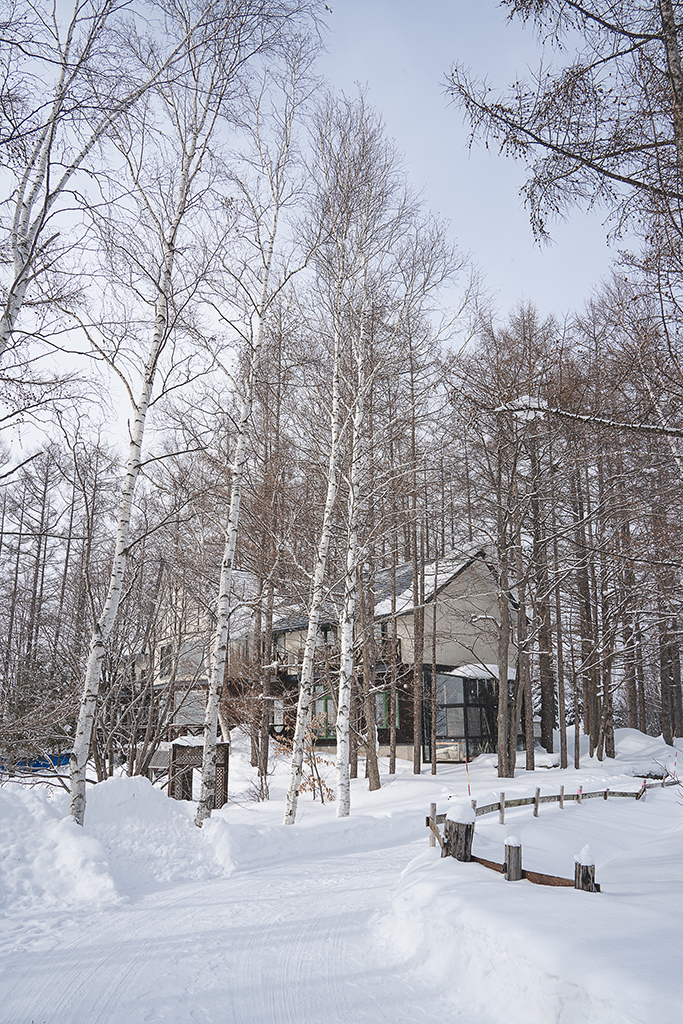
272;544;492;635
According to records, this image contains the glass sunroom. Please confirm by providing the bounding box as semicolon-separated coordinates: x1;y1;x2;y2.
424;664;501;762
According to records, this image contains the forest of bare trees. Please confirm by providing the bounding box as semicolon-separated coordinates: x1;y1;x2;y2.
2;0;683;825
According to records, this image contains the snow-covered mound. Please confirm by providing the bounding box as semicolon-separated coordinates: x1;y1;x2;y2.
378;730;683;1024
85;775;225;895
1;727;682;1024
0;784;119;911
0;774;228;911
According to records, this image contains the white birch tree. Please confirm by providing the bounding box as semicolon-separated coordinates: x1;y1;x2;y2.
283;324;342;825
0;0;208;362
284;94;465;822
69;0;307;825
195;37;319;826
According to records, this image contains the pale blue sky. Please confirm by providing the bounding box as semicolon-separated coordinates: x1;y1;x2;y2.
316;1;619;320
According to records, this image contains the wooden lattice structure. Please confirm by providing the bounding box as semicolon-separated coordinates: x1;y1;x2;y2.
148;741;229;808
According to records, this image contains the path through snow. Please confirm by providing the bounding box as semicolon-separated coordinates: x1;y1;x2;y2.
2;838;449;1024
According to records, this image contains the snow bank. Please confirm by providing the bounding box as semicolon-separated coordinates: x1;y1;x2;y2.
0;784;119;910
383;849;645;1024
0;775;230;912
85;775;227;895
2;726;682;1024
380;775;683;1024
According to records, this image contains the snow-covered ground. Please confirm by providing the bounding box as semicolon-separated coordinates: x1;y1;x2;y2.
1;729;681;1023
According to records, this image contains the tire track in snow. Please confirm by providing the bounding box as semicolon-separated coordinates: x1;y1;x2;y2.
0;837;443;1024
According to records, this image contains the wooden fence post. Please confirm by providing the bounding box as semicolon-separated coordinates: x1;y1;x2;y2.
577;785;583;805
443;803;475;862
499;792;505;825
429;802;437;848
534;787;540;817
574;845;599;892
559;784;564;809
504;836;522;881
604;787;609;801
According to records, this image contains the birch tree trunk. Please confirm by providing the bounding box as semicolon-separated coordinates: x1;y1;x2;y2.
335;451;359;817
69;227;180;823
431;555;438;775
360;574;381;792
335;309;366;817
284;330;341;826
195;42;314;825
69;0;265;823
195;306;267;825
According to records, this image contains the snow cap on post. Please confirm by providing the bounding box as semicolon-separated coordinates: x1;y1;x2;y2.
446;801;476;825
575;844;594;866
504;834;521;847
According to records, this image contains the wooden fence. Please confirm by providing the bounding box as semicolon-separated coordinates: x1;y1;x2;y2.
426;776;681;891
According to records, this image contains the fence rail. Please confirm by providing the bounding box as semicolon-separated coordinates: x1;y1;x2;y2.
426;776;680;891
426;776;680;829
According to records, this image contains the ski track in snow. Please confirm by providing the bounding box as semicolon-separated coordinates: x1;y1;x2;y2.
0;840;447;1024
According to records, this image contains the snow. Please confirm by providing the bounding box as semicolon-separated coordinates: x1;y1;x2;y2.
446;800;476;824
373;547;481;618
1;728;682;1023
575;843;594;866
447;661;516;680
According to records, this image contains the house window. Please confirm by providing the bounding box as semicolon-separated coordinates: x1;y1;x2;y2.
429;670;497;762
374;691;399;729
439;676;463;704
159;645;172;677
311;686;335;739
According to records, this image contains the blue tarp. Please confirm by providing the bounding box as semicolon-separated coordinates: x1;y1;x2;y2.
0;753;71;772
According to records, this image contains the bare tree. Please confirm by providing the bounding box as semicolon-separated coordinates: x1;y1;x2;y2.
0;0;212;361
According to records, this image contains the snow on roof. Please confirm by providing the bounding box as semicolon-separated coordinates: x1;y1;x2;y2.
270;543;495;635
228;574;296;640
447;663;516;681
272;597;338;635
373;544;491;619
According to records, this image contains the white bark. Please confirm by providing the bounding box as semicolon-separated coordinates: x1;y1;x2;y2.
69;239;178;824
69;36;210;823
194;298;268;826
335;457;358;818
286;93;464;822
283;329;342;826
335;312;366;818
68;2;311;825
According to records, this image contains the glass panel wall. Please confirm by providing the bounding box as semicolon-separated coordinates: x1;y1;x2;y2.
426;670;497;762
